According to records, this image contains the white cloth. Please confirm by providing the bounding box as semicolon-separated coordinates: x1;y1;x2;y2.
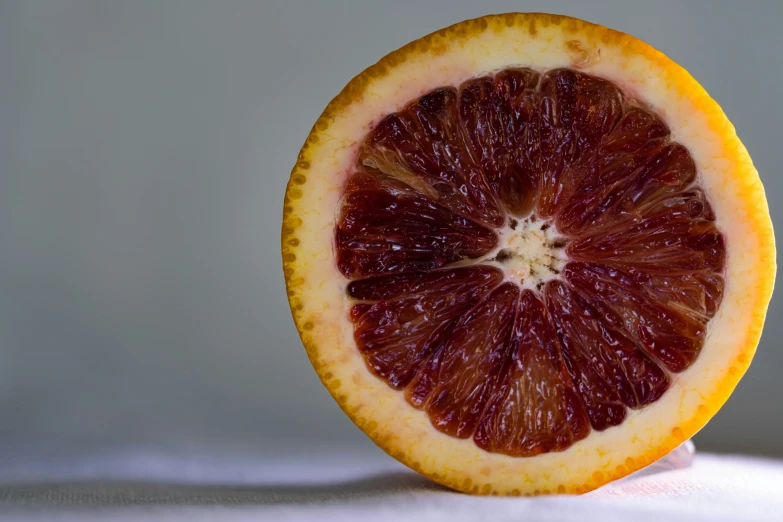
1;450;781;521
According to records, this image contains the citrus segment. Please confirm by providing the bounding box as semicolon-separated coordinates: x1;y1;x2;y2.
475;290;590;456
336;171;497;278
546;280;670;430
363;88;504;228
408;283;518;438
348;266;503;389
458;69;540;215
565;263;717;373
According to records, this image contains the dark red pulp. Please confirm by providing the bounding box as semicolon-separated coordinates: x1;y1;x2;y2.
335;68;725;457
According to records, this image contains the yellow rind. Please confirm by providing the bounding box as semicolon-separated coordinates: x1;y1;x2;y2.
282;13;775;495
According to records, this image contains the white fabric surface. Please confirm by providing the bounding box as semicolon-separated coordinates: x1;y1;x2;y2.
1;449;782;521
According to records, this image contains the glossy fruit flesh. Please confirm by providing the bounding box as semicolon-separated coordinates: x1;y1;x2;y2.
336;67;725;457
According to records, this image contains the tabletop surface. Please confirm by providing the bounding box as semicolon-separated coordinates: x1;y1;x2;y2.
1;450;781;521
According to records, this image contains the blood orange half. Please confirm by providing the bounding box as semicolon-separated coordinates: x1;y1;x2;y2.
282;13;775;495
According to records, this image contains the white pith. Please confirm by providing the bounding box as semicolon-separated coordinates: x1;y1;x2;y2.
484;217;569;290
286;17;774;494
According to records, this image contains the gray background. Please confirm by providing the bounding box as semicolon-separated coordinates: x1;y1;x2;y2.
0;0;781;479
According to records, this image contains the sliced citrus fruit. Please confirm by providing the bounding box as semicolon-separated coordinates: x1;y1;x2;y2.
282;13;775;495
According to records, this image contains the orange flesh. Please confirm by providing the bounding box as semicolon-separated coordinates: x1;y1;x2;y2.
336;67;725;458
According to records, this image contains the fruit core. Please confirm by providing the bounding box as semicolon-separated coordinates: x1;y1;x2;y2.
491;217;568;290
335;67;725;457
